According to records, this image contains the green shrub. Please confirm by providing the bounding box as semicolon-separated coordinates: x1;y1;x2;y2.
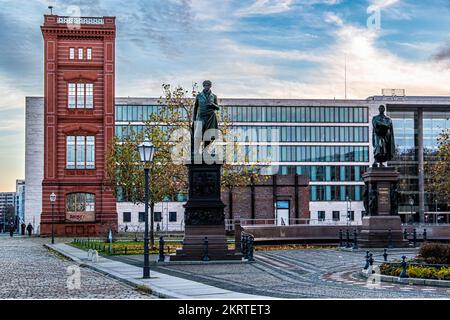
418;242;450;264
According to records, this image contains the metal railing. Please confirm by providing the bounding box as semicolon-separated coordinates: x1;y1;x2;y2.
57;17;104;25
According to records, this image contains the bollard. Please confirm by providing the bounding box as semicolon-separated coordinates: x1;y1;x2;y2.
352;229;358;249
368;253;374;274
346;229;350;248
158;236;165;262
364;251;370;270
248;236;255;262
423;229;427;242
383;248;388;262
202;237;210;262
388;229;393;249
403;229;408;240
413;229;417;247
399;256;408;278
339;229;343;247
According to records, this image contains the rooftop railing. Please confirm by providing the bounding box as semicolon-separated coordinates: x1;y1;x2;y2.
57;16;104;25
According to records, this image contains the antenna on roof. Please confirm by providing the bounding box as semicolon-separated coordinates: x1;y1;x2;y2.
48;6;54;15
344;54;347;100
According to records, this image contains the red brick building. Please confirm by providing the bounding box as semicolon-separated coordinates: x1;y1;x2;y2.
40;15;117;236
223;174;310;224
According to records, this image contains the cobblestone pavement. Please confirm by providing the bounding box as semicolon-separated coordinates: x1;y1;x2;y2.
114;248;450;298
0;235;155;299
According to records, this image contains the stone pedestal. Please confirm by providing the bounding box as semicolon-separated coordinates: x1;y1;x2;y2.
170;163;241;261
359;167;409;248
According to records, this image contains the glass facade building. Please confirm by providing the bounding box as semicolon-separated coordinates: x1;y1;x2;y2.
112;96;450;225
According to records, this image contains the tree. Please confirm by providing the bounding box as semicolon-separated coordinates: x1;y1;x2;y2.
106;84;268;244
106;116;187;247
425;129;450;206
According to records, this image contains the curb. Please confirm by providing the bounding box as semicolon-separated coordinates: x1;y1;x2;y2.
44;244;179;298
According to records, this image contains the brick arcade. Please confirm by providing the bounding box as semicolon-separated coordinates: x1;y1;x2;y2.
40;15;117;236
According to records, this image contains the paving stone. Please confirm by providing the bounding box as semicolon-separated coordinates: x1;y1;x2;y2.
0;236;156;299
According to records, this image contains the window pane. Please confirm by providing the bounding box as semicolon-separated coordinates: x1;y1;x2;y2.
76;136;86;169
77;83;85;108
66;136;75;169
85;84;93;108
86;136;95;169
78;48;83;59
86;193;95;211
87;48;92;60
66;194;76;212
68;83;76;108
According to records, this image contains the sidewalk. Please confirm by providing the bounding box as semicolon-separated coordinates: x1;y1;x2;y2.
46;243;268;299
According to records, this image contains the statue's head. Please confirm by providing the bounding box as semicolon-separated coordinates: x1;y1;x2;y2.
379;105;386;114
203;80;212;92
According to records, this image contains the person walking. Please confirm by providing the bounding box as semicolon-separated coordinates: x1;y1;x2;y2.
9;221;15;237
26;223;33;237
21;222;26;236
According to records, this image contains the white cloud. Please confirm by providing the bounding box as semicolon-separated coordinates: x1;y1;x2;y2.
235;0;293;16
368;0;400;11
325;12;344;26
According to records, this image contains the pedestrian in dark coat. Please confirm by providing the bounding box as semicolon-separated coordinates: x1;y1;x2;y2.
9;221;15;237
26;223;33;237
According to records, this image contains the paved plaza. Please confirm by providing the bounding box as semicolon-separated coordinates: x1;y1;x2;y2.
0;235;155;299
114;248;450;298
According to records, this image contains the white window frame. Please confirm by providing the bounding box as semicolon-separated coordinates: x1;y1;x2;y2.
78;48;83;60
87;48;92;60
69;47;75;60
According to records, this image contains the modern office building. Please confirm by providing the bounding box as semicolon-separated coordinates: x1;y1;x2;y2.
0;192;15;231
26;94;450;231
15;180;25;225
23;15;450;235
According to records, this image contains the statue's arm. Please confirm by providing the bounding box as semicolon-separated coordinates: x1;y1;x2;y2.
213;95;219;110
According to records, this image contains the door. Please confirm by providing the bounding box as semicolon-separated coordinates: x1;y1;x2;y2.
276;200;290;226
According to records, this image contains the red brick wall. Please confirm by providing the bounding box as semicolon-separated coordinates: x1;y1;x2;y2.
41;15;117;236
222;174;310;222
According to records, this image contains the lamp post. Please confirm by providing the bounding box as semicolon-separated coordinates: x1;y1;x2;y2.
138;140;155;279
409;197;414;224
435;199;438;224
50;193;56;244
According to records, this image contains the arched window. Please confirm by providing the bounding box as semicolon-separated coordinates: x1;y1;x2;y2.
66;193;95;222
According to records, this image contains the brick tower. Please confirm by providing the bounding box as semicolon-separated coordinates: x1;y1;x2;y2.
40;15;117;236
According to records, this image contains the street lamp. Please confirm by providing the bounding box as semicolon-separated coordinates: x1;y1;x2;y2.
408;197;414;224
138;140;155;279
50;192;56;244
435;199;438;224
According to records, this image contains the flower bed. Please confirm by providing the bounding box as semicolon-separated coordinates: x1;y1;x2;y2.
380;262;450;280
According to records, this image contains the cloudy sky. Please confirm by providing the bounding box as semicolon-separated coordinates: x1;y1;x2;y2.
0;0;450;191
